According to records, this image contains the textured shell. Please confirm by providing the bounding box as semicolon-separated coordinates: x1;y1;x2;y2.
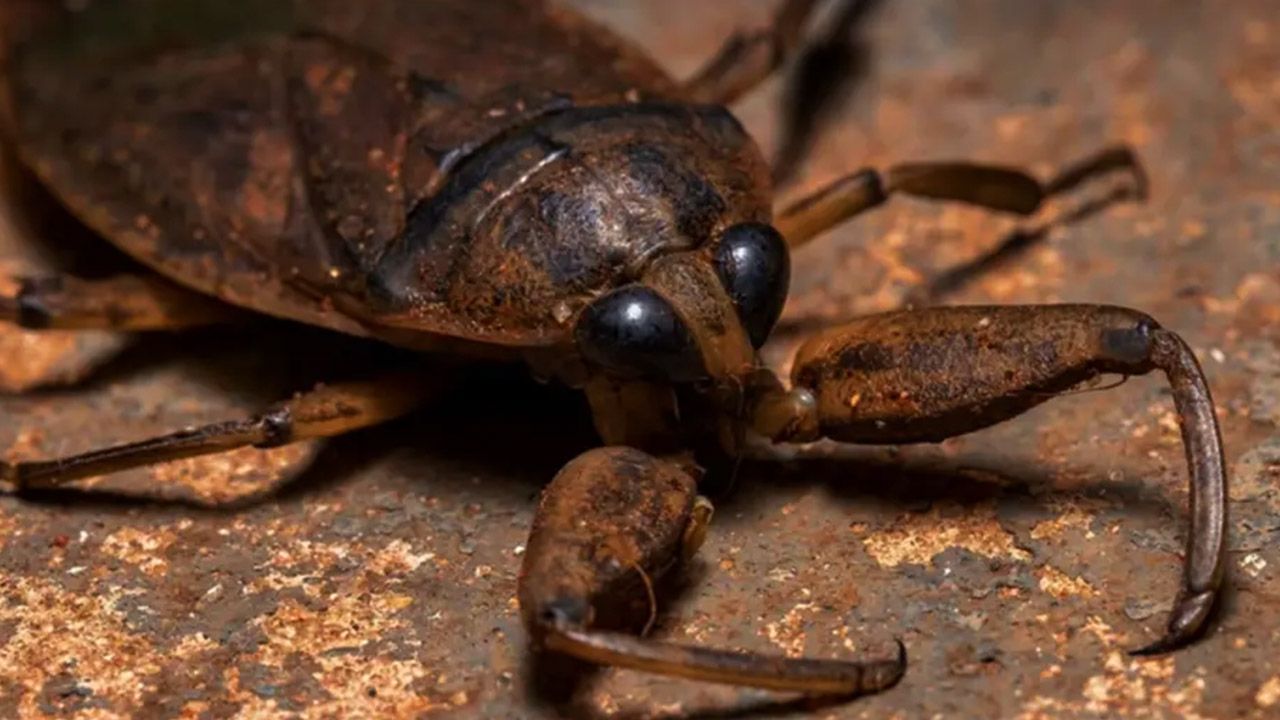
518;447;698;631
6;0;768;348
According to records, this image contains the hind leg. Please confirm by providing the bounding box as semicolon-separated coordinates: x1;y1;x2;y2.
681;0;826;104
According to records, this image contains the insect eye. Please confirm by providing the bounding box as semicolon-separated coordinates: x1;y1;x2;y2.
575;285;705;382
713;223;790;348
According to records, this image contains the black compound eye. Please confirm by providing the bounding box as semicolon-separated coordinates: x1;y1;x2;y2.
713;223;791;348
575;285;705;382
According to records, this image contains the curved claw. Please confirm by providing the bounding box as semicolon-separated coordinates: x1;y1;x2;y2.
544;624;906;696
1127;330;1227;654
1129;589;1218;656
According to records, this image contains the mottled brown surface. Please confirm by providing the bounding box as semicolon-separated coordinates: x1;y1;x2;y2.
789;304;1161;443
9;0;769;349
518;447;697;634
1;0;1279;718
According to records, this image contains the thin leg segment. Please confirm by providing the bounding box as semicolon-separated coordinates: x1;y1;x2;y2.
750;304;1226;654
771;0;879;186
0;273;238;331
3;371;437;490
681;0;823;105
545;628;905;696
776;146;1146;248
682;0;882;185
518;446;905;695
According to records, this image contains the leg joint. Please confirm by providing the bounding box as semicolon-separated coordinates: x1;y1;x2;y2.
252;406;295;448
14;277;58;329
1099;315;1161;368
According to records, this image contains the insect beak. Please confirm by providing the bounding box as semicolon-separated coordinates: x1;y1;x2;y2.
640;253;758;389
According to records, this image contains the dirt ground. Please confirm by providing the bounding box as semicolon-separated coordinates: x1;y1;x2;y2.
1;1;1278;718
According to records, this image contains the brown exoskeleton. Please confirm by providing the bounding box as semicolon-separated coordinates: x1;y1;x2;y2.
1;0;1224;699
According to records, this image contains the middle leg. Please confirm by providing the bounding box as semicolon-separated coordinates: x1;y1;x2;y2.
2;370;440;491
775;146;1147;248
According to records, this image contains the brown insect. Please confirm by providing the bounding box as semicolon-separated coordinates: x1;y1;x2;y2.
0;0;1225;700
